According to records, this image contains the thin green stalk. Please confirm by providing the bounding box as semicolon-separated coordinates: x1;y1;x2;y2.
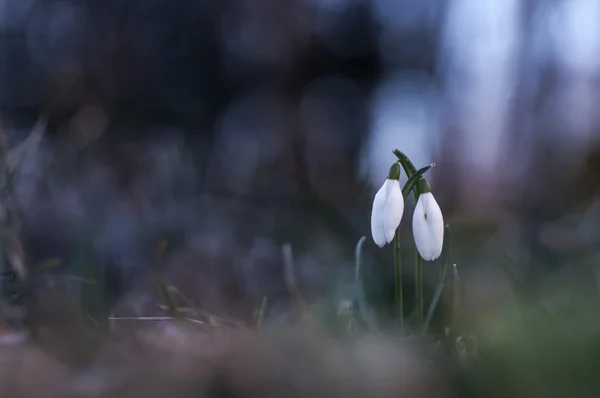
423;224;451;333
395;151;434;330
394;228;403;331
452;263;460;330
416;255;423;327
412;180;425;331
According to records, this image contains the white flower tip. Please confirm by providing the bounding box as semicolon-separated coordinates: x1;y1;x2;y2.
371;225;387;248
371;230;387;248
421;252;441;262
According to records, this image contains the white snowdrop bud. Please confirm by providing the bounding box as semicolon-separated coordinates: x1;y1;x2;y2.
371;163;404;248
412;179;444;261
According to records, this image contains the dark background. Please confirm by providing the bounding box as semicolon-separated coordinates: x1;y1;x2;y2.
0;0;599;326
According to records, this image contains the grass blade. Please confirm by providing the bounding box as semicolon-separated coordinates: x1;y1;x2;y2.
154;240;180;318
354;236;378;332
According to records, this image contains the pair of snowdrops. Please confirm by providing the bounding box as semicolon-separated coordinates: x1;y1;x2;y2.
370;166;444;261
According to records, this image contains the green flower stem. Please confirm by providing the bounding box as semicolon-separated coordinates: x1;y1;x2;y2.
395;150;432;330
452;263;460;330
416;255;423;327
414;182;425;330
423;224;451;333
394;227;403;331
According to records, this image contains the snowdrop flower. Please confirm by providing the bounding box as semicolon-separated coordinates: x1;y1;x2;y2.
412;179;444;261
371;163;404;247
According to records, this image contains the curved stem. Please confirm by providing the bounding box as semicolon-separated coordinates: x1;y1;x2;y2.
355;236;378;331
394;228;403;332
393;149;417;176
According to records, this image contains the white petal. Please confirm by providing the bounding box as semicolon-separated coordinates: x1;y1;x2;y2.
383;179;404;243
423;193;444;255
371;180;389;247
412;192;444;261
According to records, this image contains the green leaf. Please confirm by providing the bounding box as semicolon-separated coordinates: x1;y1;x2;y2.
393;149;417;176
401;164;435;198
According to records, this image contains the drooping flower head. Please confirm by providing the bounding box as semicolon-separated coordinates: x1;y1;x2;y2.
412;178;444;261
371;163;404;248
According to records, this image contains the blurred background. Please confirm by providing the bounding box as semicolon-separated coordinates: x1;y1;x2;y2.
0;0;599;328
